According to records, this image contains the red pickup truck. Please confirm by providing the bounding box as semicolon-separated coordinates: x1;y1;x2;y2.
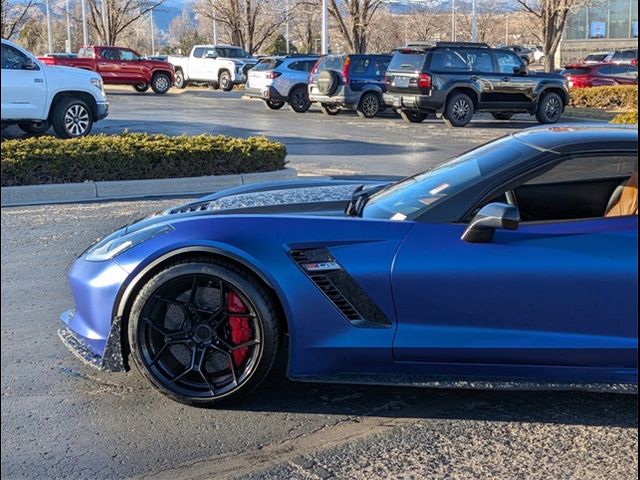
38;46;175;94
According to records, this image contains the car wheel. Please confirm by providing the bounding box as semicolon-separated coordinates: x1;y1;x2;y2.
289;86;311;113
219;71;233;92
133;83;150;93
174;70;187;89
319;103;340;115
51;98;93;138
536;92;563;124
17;120;50;134
151;73;171;94
399;109;428;123
443;92;474;127
491;112;514;120
208;81;220;90
356;92;380;119
128;258;281;407
265;100;285;110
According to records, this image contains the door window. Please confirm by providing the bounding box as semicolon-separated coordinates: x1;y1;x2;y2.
374;58;390;75
350;57;371;74
495;51;523;74
1;44;30;69
101;48;120;60
119;50;139;61
192;47;206;59
430;49;471;71
470;50;495;73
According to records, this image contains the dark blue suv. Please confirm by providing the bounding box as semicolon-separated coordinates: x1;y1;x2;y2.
308;54;392;118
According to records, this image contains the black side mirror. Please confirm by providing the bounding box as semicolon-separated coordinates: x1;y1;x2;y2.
21;59;38;70
206;53;217;59
462;202;520;243
513;64;528;75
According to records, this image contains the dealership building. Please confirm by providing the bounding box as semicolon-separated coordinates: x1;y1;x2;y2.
559;0;638;64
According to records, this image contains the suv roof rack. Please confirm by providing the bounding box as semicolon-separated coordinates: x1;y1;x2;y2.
435;42;490;48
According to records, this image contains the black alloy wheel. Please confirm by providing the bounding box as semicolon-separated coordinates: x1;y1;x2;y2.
133;83;150;92
266;99;285;110
289;86;311;113
443;92;474;127
128;259;280;407
536;92;563;124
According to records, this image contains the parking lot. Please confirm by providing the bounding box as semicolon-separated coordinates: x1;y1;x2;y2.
1;86;637;479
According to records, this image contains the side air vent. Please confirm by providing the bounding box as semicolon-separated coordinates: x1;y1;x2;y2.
290;248;390;328
167;201;211;215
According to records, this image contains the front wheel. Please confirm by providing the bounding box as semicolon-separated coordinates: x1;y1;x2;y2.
133;83;150;93
319;103;340;115
443;92;474;127
356;92;381;119
174;70;187;89
151;73;171;94
399;109;428;123
51;98;93;138
536;92;563;124
127;259;280;407
289;86;311;113
17;120;50;134
265;100;285;110
219;71;233;91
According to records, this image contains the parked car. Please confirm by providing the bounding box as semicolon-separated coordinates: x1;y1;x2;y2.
1;39;108;138
168;45;257;91
58;124;638;407
308;53;392;118
610;49;638;65
37;46;175;94
524;45;545;63
505;45;534;65
384;42;569;127
581;52;614;64
245;55;319;112
561;63;638;88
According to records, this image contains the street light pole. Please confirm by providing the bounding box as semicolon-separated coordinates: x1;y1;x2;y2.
65;0;72;52
81;0;89;46
45;0;53;53
212;0;217;44
150;9;155;55
505;13;509;45
451;0;456;42
285;0;290;54
471;0;477;42
321;0;328;54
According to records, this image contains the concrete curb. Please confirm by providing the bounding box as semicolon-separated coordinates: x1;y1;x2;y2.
1;168;297;207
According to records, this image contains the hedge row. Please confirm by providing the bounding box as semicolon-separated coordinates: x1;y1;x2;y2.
611;111;639;125
569;85;638;110
1;133;287;186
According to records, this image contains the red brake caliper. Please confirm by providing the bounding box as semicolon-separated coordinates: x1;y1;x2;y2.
226;291;252;366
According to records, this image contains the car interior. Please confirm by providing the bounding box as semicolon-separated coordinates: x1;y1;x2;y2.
487;156;638;222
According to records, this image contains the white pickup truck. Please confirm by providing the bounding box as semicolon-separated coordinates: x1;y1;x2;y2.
168;45;258;91
1;39;108;138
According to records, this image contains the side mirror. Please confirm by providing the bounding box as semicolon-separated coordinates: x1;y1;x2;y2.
513;64;528;75
461;202;520;243
206;53;217;59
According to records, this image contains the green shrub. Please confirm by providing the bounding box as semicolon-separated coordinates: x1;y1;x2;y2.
1;133;287;186
569;85;638;110
611;111;639;124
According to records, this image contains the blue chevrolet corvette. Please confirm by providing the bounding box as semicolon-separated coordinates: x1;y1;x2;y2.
60;124;638;406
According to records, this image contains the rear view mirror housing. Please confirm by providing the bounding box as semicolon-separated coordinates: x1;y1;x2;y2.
462;202;520;243
513;64;528;75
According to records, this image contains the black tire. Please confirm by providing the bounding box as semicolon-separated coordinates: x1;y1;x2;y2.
491;112;514;120
151;72;171;94
536;92;563;124
288;86;311;113
17;120;50;134
316;70;340;96
174;70;187;89
51;97;93;138
133;83;150;93
443;92;474;127
219;70;233;91
127;258;281;408
399;109;428;123
208;81;220;90
319;103;340;115
356;92;381;119
265;100;285;110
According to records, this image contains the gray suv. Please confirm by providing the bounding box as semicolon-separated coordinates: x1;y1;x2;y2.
245;55;319;112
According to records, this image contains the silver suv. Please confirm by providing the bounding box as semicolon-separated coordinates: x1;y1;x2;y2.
245;55;319;113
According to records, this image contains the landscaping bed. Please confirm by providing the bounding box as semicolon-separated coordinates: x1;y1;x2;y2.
1;133;287;187
567;85;638;125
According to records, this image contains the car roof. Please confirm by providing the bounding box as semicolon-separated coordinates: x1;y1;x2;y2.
513;124;638;155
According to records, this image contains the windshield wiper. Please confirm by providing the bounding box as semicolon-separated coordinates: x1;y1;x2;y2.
345;184;387;217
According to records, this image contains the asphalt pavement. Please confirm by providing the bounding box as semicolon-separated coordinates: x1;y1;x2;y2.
1;87;636;480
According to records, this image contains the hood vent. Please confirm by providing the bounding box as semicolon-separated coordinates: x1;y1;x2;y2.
166;201;211;215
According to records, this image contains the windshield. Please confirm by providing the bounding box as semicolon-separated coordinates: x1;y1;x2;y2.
253;58;282;71
217;47;251;59
315;55;345;72
362;136;530;221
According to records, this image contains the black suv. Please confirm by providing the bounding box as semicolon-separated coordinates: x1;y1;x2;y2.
384;42;569;127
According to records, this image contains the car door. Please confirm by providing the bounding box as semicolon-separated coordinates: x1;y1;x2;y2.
1;43;47;120
188;47;208;80
96;47;123;82
391;154;638;371
117;48;146;84
467;49;504;108
493;50;537;107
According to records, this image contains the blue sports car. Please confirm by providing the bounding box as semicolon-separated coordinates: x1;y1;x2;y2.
59;124;638;407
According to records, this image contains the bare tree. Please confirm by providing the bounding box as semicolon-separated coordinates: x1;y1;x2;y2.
457;0;511;44
291;0;320;53
327;0;382;53
1;0;37;39
83;0;165;45
193;0;285;54
515;0;591;71
168;6;205;54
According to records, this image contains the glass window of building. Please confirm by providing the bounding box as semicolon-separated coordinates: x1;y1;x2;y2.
567;8;588;39
588;4;609;38
632;0;638;37
610;0;631;38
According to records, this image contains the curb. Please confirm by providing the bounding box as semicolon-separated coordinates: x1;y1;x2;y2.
1;168;297;207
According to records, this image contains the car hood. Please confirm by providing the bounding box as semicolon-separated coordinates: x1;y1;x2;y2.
124;178;399;234
47;64;98;79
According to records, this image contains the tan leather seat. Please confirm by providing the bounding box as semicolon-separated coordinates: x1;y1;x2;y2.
605;165;638;217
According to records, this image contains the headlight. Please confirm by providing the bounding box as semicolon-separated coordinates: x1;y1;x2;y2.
90;77;104;93
85;224;173;262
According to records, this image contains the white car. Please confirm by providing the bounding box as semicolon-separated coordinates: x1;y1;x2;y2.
524;45;546;63
1;39;108;138
168;45;257;91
